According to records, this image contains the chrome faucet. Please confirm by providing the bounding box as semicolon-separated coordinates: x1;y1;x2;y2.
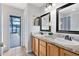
65;35;72;41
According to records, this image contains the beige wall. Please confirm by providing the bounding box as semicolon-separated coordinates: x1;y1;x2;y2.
2;4;24;52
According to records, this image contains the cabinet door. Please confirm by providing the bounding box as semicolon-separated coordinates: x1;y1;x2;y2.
34;38;39;56
39;45;46;56
47;43;59;56
39;40;46;56
60;49;78;56
32;37;39;56
32;37;35;53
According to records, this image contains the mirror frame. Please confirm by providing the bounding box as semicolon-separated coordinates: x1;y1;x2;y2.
40;12;51;31
56;3;79;34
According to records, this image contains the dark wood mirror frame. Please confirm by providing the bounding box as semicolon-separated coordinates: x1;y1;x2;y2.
40;12;51;32
56;3;79;34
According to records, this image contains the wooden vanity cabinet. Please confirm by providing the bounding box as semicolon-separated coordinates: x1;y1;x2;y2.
47;43;59;56
32;36;79;56
60;49;78;56
32;37;39;56
39;40;47;56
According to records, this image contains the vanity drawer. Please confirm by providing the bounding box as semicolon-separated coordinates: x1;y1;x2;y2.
39;40;46;47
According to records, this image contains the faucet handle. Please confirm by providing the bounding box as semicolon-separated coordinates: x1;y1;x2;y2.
65;35;69;39
69;37;72;41
65;35;72;41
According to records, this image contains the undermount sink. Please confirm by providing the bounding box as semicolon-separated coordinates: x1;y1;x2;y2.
54;38;79;46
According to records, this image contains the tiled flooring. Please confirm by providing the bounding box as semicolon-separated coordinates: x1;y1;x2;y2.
3;46;34;56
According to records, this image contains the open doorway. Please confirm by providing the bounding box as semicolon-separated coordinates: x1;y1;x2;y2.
9;15;21;48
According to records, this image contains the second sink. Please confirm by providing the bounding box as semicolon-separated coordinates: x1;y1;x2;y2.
54;38;79;46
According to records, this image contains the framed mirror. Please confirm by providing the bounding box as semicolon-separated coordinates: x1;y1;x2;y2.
40;12;51;31
34;17;40;26
56;3;79;34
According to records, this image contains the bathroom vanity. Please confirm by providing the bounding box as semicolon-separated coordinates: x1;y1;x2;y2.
32;34;79;56
32;3;79;56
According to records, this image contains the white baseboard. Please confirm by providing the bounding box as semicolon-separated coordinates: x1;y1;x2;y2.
25;49;32;54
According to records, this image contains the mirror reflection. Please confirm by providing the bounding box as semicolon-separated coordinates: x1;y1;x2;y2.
40;13;51;31
59;4;79;31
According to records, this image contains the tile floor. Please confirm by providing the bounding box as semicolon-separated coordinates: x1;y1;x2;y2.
3;46;34;56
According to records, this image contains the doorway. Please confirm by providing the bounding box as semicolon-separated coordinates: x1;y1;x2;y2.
9;15;21;48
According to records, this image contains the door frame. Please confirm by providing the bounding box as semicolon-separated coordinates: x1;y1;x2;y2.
9;15;21;48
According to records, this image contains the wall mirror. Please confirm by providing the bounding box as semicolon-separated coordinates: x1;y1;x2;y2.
56;3;79;34
40;12;51;31
34;17;40;26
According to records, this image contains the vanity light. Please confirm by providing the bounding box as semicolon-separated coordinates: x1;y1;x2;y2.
45;3;52;8
45;3;52;11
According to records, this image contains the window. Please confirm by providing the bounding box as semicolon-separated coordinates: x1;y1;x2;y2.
10;16;21;33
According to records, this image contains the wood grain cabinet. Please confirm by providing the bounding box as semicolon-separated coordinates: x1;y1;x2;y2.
32;36;79;56
39;40;46;56
60;49;78;56
32;37;35;54
34;38;39;55
32;37;39;56
47;43;59;56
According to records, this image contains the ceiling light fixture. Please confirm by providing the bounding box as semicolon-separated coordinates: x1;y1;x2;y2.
45;3;52;11
45;3;52;8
